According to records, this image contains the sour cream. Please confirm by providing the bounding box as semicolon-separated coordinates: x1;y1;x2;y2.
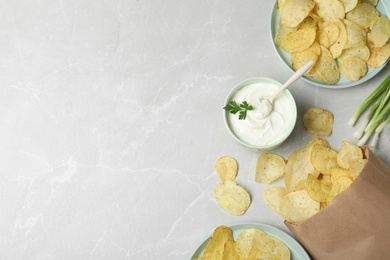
226;80;296;148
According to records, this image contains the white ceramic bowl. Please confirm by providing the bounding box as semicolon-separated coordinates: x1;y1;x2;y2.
223;77;297;151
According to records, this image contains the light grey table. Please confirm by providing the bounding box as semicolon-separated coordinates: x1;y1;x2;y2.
1;0;389;259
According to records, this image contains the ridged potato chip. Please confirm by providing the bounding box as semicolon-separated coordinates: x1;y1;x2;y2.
280;190;320;223
214;180;251;215
345;3;379;29
263;187;289;214
280;0;315;27
214;156;238;183
367;44;390;68
303;107;334;136
339;56;367;81
255;153;286;184
202;225;234;260
367;15;390;48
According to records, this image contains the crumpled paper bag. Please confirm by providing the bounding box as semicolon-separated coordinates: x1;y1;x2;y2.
285;146;390;260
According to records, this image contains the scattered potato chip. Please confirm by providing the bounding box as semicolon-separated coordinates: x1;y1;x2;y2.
367;15;390;48
255;153;286;184
202;225;234;260
263;187;289;214
281;28;317;53
280;0;315;27
305;173;333;202
284;146;319;191
367;44;390;68
345;3;380;29
305;137;330;148
339;56;367;81
280;190;320;223
214;180;251;215
214;156;238;183
303;108;334;136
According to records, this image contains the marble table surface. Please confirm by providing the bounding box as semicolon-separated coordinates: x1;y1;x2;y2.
1;0;389;259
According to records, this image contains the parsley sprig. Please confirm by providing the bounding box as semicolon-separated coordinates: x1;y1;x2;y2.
223;100;254;120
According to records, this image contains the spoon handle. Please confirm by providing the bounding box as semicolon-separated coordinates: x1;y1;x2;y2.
269;60;314;102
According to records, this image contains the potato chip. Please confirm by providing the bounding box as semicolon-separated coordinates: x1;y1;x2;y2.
328;18;348;58
235;228;267;259
329;166;351;182
360;0;378;6
339;56;367;81
214;180;251;215
313;0;345;21
303;108;334;136
345;3;380;29
284;146;319;191
367;15;390;48
280;0;315;28
339;0;358;13
337;45;371;62
305;173;333;202
321;21;340;46
263;187;289;214
309;46;340;84
275;21;297;46
281;28;317;53
247;233;291;259
343;19;367;49
255;153;286;184
326;176;353;203
348;158;368;180
305;137;330;148
202;225;234;260
310;144;338;175
280;190;320;223
337;141;363;169
222;241;240;260
316;29;331;48
214;156;238;183
291;41;320;73
367;43;390;68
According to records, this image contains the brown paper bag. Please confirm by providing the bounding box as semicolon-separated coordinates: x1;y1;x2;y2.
285;146;390;260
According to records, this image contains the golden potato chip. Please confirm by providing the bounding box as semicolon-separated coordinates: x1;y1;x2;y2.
313;0;345;21
360;0;378;6
280;0;315;28
316;29;331;48
214;156;238;183
202;225;234;260
247;233;291;260
303;108;334;136
312;46;340;84
327;176;353;203
255;153;286;184
280;190;320;223
222;241;240;260
321;21;340;46
343;19;367;49
214;180;251;215
235;228;266;259
284;146;319;191
339;56;367;81
305;137;330;148
328;18;347;58
275;21;297;46
348;158;368;180
310;144;338;175
345;3;380;29
278;0;286;10
339;0;358;13
281;28;317;53
291;41;320;73
305;173;333;202
337;45;371;62
337;141;363;169
330;166;351;182
367;15;390;48
367;43;390;68
263;187;289;214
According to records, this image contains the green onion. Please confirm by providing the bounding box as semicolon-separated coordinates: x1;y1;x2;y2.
350;75;390;148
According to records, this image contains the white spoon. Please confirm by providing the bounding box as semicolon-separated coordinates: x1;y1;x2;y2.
258;60;314;119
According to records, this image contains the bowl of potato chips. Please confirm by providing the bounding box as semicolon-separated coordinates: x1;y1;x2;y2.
271;0;390;88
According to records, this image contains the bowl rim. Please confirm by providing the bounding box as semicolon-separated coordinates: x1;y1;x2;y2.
223;77;297;150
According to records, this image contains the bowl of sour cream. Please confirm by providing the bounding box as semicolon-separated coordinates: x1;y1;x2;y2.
224;77;297;151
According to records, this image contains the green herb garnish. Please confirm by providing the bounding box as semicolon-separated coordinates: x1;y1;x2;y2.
224;100;254;120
